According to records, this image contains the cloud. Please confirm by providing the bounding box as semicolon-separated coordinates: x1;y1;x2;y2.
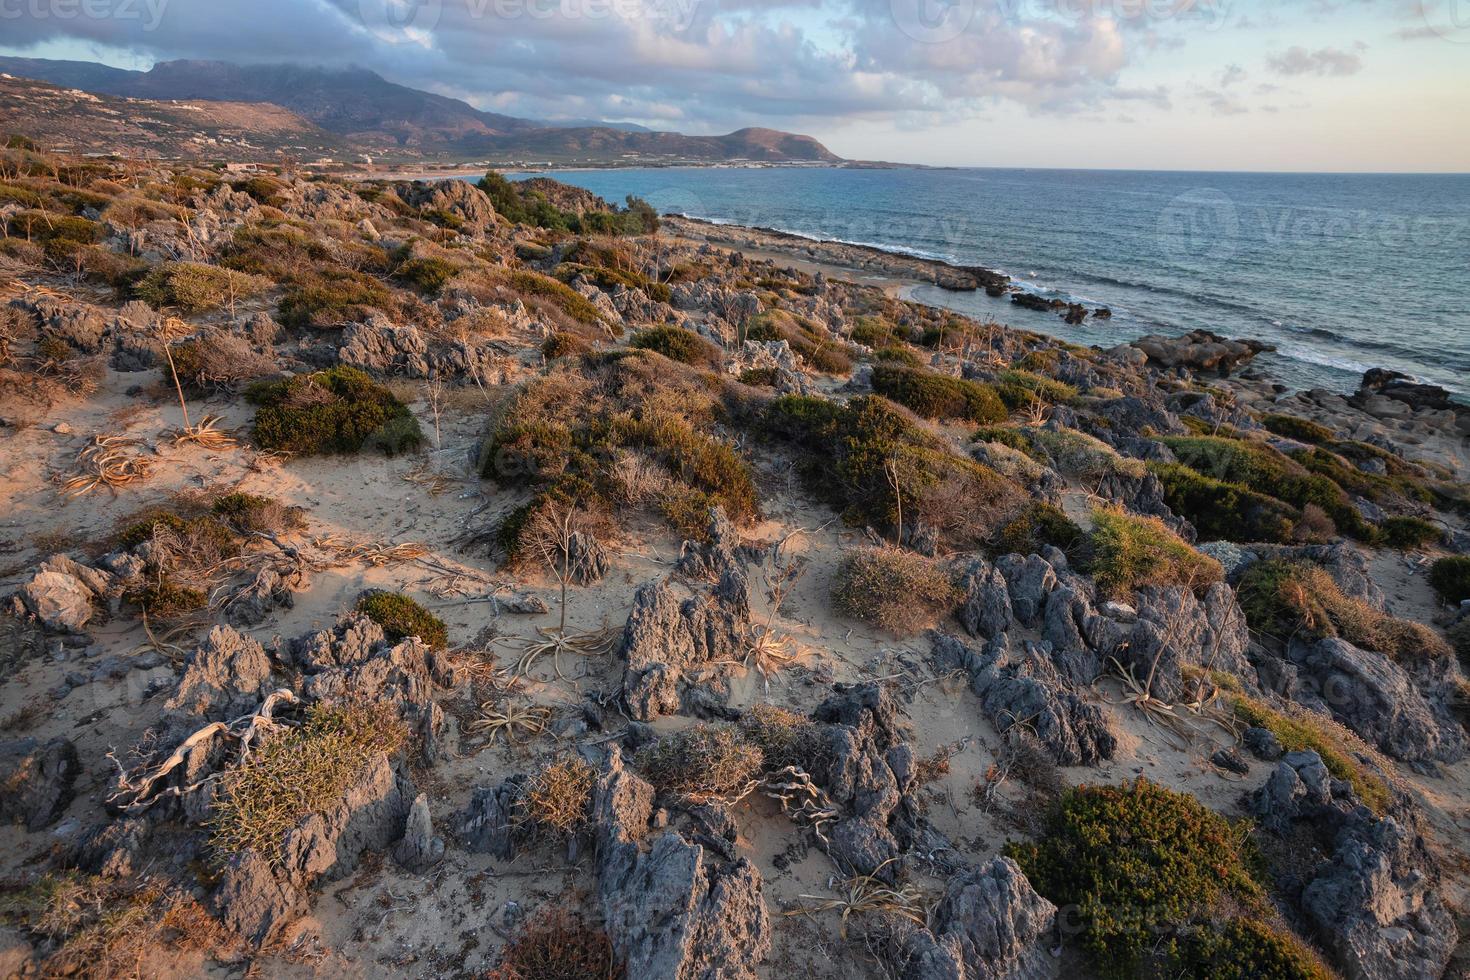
1219;63;1246;86
1265;44;1366;76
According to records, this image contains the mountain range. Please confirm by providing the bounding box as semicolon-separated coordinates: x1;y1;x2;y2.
0;56;843;166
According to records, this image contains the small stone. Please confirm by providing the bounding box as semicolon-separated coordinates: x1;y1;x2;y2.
1211;746;1250;774
52;422;72;434
1242;726;1284;761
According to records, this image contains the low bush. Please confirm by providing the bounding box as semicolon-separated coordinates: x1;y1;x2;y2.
1082;506;1223;599
134;262;266;313
762;394;1025;548
209;492;306;537
737;703;829;775
1162;435;1374;541
996;501;1083;556
0;873;228;978
831;546;959;635
628;325;721;369
633;725;764;801
1028;427;1144;480
518;757;595;837
5;210;102;245
542;331;592;360
872;344;923;368
1007;778;1327;979
485;907;622;980
993;369;1077;409
166;330;276;393
393;255;458;293
1150;462;1300;543
870;363;1006;423
124;578;208;618
1260;413;1335;444
1229;695;1391;815
850;315;905;348
277;273;395;329
1428;556;1470;605
247;365;423;455
1378;516;1439;551
1237;559;1449;662
356;591;448;649
211;700;407;863
555;262;671;304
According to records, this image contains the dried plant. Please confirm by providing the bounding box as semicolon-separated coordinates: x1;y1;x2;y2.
466;700;552;746
514;625;620;681
785;860;926;939
517;757;594;836
58;434;152;497
759;765;839;847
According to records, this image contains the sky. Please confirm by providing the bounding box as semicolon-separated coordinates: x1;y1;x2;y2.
0;0;1466;170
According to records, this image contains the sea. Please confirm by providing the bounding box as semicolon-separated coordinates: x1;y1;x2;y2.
501;166;1470;400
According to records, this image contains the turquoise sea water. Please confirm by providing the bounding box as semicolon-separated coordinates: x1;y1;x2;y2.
503;166;1470;398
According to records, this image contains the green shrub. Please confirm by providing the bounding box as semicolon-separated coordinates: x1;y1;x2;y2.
1083;506;1223;599
1150;462;1299;544
124;578;208;618
135;262;266;314
629;325;721;368
870;363;1006;423
738;703;829;774
356;591;448;649
1260;413;1335;444
1378;516;1439;551
501;268;606;326
1428;556;1470;605
1028;427;1144;480
1007;778;1323;979
972;426;1033;453
542;332;592;360
555;261;671;303
234;175;286;206
6;210;102;245
633;725;764;801
1237;559;1449;662
872;344;922;368
738;367;779;387
0;182;45;209
831;546;959;635
996;502;1083;556
393;256;458;293
247;366;422;456
850;315;904;348
1015;349;1060;373
762;394;1024;548
211;700;407;863
1162;435;1373;541
277;274;394;329
993;369;1077;409
210;492;306;537
1230;695;1391;814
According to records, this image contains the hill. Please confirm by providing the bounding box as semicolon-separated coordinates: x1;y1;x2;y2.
0;57;844;165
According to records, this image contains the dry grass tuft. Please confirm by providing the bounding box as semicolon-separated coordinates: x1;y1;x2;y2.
633;724;764;803
485;906;622;980
209;700;407;864
518;757;595;837
831;546;959;636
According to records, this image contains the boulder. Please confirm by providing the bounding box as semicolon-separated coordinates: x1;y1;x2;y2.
18;570;96;632
957;558;1013;641
1251;752;1456;980
935;633;1116;767
675;506;742;582
619;568;749;721
899;857;1059;980
593;747;771;980
1130;330;1273;376
0;737;79;830
338;316;430;377
164;626;275;722
1285;636;1465;771
392;793;445;871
